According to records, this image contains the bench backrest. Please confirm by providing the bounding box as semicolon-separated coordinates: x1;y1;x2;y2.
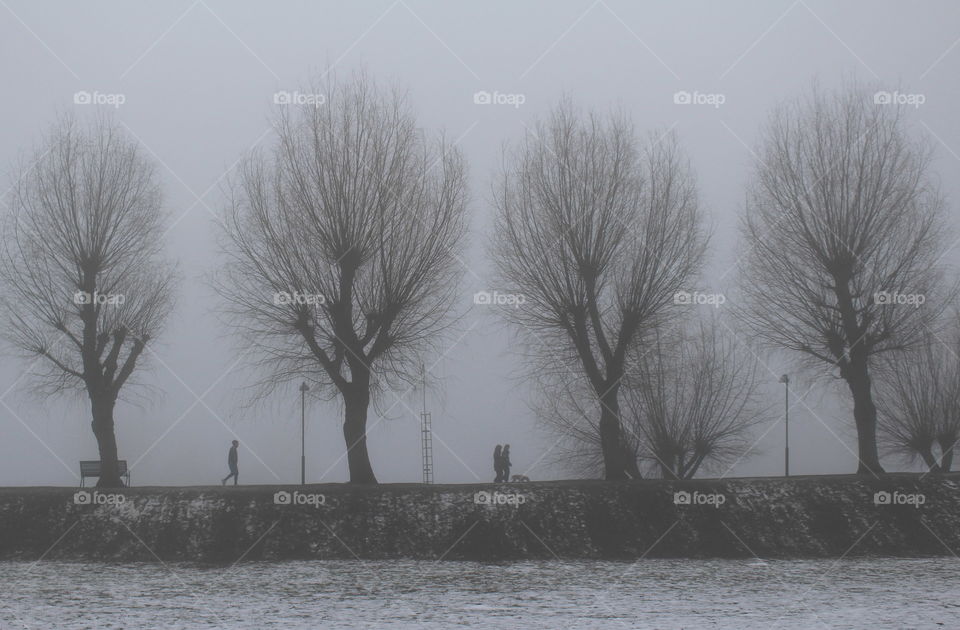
79;460;128;476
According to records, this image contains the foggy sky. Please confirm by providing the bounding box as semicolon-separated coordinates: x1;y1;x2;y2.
1;0;959;486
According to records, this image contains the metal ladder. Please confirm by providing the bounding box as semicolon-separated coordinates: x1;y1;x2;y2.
420;410;433;484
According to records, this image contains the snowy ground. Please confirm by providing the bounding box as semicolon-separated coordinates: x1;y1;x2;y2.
2;558;957;629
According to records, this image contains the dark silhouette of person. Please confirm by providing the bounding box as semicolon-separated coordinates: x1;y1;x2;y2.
502;444;511;482
493;444;503;482
222;440;239;486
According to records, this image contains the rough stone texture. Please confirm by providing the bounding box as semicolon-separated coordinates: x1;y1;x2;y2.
0;475;957;562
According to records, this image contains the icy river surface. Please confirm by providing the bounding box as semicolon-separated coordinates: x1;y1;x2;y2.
2;558;957;629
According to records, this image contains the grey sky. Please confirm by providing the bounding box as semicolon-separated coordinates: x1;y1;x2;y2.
1;0;958;485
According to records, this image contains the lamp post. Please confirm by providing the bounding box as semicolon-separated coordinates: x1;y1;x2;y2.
300;382;309;485
779;374;789;477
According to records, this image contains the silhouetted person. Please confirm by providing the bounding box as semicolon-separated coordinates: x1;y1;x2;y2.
493;444;503;482
222;440;239;486
502;444;511;481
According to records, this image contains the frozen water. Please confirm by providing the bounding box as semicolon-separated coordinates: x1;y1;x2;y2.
2;558;957;628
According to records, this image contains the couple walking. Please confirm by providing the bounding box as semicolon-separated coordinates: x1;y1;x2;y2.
493;444;511;482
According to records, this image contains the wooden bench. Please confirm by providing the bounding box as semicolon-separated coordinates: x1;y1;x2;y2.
79;460;131;487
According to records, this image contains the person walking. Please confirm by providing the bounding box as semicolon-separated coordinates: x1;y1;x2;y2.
222;440;239;486
501;444;511;482
493;444;503;482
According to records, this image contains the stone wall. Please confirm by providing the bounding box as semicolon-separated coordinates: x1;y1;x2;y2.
0;475;957;562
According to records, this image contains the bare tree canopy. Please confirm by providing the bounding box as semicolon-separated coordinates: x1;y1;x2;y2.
492;100;707;479
738;81;950;475
0;116;175;487
624;316;768;479
218;73;468;484
877;323;960;473
535;314;766;480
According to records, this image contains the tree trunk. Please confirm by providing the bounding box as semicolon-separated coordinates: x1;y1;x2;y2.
938;439;954;472
844;356;885;475
342;385;378;484
657;452;678;480
684;452;706;479
597;387;627;480
622;444;642;479
919;447;941;473
91;396;124;488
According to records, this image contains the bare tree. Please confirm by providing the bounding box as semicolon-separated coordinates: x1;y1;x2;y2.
738;82;949;475
624;316;768;479
492;101;707;479
537;315;765;480
0;116;175;487
218;74;467;484
877;326;960;472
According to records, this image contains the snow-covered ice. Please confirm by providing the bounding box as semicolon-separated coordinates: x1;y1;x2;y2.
2;558;957;628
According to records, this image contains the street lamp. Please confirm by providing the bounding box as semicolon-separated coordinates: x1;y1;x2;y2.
779;374;789;477
300;382;309;485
